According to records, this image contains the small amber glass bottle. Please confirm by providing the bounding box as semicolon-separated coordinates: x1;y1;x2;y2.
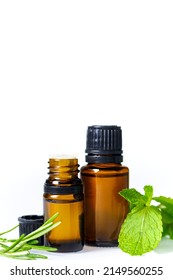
43;157;84;252
81;125;129;247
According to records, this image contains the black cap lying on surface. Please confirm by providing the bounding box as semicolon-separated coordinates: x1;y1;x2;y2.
18;215;44;245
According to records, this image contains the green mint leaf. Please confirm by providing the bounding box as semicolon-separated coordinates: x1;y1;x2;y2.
162;223;173;239
144;185;153;206
162;223;169;237
119;186;154;209
153;196;173;238
119;188;147;207
153;196;173;206
118;205;163;255
160;207;173;224
159;207;173;239
153;196;173;217
166;225;173;239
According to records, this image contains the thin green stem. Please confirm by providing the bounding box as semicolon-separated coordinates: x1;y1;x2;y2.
43;212;59;226
0;225;19;237
23;221;61;242
0;212;60;260
22;223;53;241
3;234;25;253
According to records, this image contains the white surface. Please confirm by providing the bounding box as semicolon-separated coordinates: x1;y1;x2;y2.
30;238;173;260
1;241;173;279
0;0;173;277
1;237;173;261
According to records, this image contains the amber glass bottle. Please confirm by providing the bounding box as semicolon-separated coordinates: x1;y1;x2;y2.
81;125;129;247
43;157;84;252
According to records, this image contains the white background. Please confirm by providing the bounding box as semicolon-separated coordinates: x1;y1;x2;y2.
0;0;173;278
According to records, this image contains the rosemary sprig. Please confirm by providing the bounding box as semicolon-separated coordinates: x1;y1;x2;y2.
0;225;19;236
0;213;61;260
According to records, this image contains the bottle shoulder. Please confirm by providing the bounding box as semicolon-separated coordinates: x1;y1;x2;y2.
81;163;129;175
45;177;82;186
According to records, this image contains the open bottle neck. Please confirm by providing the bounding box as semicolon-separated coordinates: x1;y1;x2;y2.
48;158;79;182
45;157;83;195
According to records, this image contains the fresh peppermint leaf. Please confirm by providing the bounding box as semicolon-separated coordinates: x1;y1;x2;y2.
118;205;163;255
152;196;173;239
119;188;147;209
159;207;173;239
160;207;173;224
144;185;153;206
153;196;173;206
153;196;173;217
162;223;173;239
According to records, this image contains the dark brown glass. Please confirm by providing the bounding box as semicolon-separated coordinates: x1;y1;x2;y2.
43;158;84;252
81;162;129;247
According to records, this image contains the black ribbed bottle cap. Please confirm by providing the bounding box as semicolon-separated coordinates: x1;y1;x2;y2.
85;125;123;163
18;215;44;245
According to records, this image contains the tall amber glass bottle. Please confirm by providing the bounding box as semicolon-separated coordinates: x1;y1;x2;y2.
81;125;129;247
43;157;84;252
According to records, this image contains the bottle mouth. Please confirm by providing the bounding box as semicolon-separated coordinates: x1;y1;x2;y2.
48;158;79;181
48;157;78;167
49;154;77;160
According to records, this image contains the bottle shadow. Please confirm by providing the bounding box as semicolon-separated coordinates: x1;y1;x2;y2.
154;237;173;254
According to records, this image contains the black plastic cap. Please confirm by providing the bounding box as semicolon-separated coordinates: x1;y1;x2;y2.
44;180;83;195
85;125;123;163
18;215;44;245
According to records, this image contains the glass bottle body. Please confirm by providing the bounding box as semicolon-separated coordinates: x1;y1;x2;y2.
43;192;84;252
81;162;129;247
